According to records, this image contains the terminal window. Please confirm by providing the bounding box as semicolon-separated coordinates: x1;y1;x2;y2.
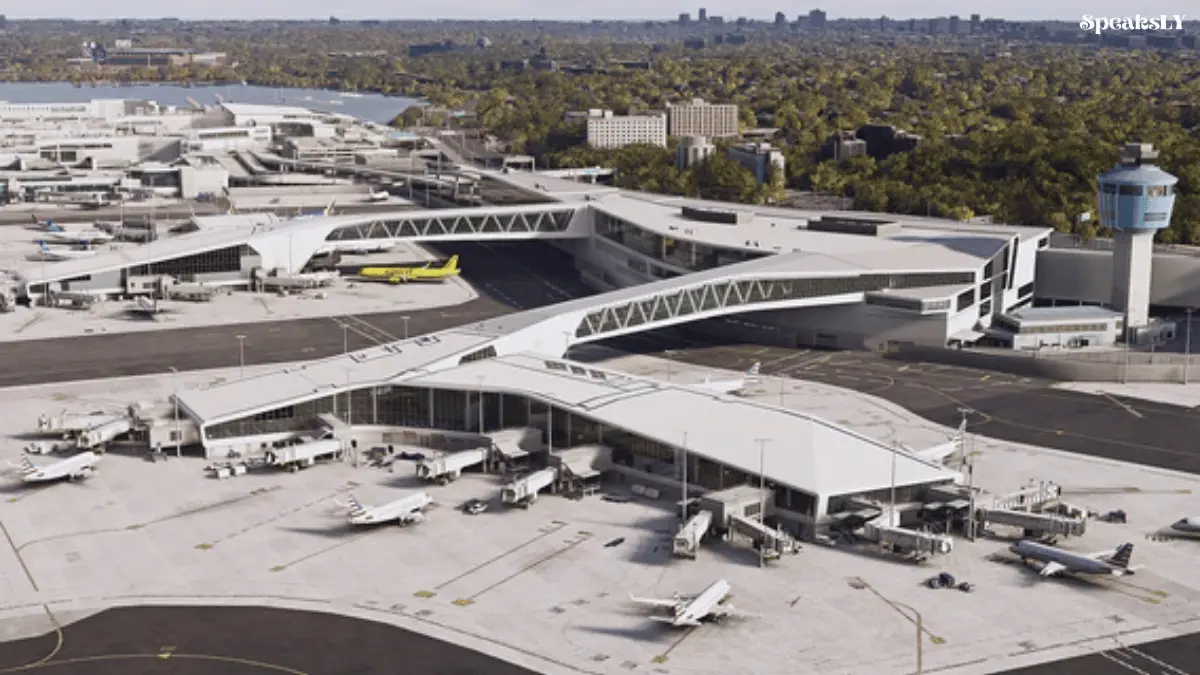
1118;185;1144;196
1146;186;1171;197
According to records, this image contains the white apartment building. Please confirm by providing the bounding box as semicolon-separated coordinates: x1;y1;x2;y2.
667;98;740;138
586;111;667;149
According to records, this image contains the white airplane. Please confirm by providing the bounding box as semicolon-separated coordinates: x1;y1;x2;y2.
315;240;400;255
27;241;99;262
690;362;761;395
340;491;433;526
1009;539;1139;578
1155;517;1200;540
41;228;113;245
628;579;754;627
16;451;101;483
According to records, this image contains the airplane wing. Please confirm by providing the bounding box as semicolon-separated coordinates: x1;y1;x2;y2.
1038;561;1068;577
628;593;685;610
711;604;759;620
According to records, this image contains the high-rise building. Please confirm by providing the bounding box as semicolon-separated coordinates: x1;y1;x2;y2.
586;111;667;149
667;98;739;138
1099;143;1178;334
775;11;787;27
678;12;691;24
809;9;827;30
949;15;961;34
698;7;707;22
970;14;981;33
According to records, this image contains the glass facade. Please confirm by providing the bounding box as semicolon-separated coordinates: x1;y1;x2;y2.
203;384;821;512
324;209;575;241
594;210;769;272
129;245;253;278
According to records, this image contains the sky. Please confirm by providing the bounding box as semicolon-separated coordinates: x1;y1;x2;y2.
6;1;1189;22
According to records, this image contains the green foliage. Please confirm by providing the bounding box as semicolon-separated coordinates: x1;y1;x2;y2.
7;24;1200;240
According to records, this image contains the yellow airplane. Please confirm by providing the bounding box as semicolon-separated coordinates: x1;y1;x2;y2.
359;255;460;284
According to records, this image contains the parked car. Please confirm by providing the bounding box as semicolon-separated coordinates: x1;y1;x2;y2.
463;499;488;515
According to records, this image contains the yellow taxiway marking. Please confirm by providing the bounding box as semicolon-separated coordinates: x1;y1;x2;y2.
414;590;436;598
653;626;698;664
158;646;176;660
194;543;213;550
452;598;475;607
980;374;991;381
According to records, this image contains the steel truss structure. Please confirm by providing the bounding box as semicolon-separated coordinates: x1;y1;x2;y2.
325;208;579;241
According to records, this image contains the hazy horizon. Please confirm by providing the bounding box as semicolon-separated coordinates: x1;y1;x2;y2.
3;1;1189;23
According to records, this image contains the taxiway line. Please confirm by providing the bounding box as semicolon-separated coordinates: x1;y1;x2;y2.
202;489;345;548
432;522;569;591
0;605;62;674
1;653;309;673
652;626;698;664
270;529;380;572
0;520;38;592
16;487;281;554
1101;392;1144;419
464;534;589;601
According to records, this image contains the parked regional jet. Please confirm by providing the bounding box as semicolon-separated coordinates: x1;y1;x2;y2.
1009;539;1139;577
16;451;101;483
690;362;761;395
340;491;433;525
358;255;460;284
41;227;113;245
315;240;400;255
628;579;753;627
27;242;99;262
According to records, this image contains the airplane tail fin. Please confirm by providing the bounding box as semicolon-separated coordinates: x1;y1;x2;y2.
443;255;459;272
20;455;37;475
747;362;761;377
1110;543;1134;569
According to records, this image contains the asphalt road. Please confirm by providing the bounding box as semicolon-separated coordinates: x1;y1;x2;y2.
0;605;540;675
0;241;592;387
597;335;1200;476
996;632;1200;674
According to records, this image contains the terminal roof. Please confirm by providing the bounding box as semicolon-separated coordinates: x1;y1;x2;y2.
407;352;957;498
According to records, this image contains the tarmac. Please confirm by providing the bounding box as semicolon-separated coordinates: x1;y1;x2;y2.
0;605;541;675
3;359;1200;675
598;337;1200;477
995;631;1200;674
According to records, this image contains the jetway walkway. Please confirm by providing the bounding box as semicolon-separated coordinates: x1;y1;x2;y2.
321;204;586;244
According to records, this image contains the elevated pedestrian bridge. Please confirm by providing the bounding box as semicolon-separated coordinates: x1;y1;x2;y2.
479;252;976;356
320;203;588;244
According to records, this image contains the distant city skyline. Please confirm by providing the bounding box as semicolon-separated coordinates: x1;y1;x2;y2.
4;1;1188;23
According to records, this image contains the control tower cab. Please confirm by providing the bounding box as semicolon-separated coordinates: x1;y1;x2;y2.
1099;142;1177;334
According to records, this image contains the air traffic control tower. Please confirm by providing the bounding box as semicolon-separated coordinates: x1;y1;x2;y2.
1099;142;1177;336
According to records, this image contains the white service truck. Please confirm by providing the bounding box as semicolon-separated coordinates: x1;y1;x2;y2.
265;439;343;472
415;447;487;485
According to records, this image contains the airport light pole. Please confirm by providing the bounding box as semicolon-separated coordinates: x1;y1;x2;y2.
680;432;689;524
1186;308;1193;385
342;324;349;355
402;315;411;340
235;334;246;380
755;438;770;568
169;366;181;458
958;407;976;541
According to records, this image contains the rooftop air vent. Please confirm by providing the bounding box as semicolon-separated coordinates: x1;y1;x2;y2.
806;216;901;237
681;205;752;225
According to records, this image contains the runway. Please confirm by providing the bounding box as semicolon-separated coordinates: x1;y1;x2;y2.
996;631;1200;674
0;605;540;675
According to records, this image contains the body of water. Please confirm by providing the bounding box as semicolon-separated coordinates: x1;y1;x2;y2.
0;82;422;124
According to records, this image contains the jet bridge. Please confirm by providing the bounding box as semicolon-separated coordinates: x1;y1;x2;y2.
672;510;714;559
862;518;954;560
975;507;1087;538
501;467;557;507
728;514;802;560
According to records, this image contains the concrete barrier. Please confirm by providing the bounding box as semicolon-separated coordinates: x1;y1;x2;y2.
885;343;1200;383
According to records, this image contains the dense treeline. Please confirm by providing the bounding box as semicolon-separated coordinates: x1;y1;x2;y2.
3;23;1199;239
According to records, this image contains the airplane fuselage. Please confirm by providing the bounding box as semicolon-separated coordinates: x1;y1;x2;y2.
1010;540;1118;576
348;492;433;525
673;580;733;626
22;451;100;483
